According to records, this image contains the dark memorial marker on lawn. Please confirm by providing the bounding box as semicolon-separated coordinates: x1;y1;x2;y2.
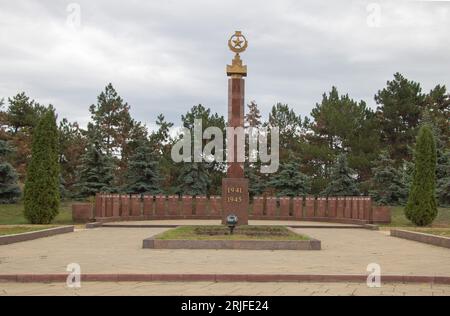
222;31;250;226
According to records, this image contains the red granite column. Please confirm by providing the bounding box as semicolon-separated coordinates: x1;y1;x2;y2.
106;195;113;217
293;197;303;219
336;197;345;219
227;78;245;178
266;197;277;217
328;197;337;218
317;197;326;218
364;197;373;221
155;195;166;217
95;194;102;218
182;196;193;217
305;196;315;218
221;78;249;225
358;197;365;220
195;196;207;216
279;197;290;217
252;197;264;217
344;197;352;218
167;195;179;216
130;195;141;217
112;195;120;218
100;194;106;218
143;195;154;217
209;196;222;217
352;197;359;219
120;195;130;217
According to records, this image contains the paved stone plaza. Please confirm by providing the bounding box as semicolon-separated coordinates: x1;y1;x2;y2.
1;281;450;296
1;221;449;277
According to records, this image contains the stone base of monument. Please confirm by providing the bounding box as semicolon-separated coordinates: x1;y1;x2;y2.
142;226;321;250
221;178;249;225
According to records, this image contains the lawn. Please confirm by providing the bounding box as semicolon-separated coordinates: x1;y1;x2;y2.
383;206;450;228
0;201;74;225
0;225;58;236
155;225;310;241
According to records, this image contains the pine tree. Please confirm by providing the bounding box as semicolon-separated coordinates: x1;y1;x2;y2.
176;162;210;196
23;109;60;224
59;118;87;195
245;101;262;128
76;129;115;198
405;125;437;226
375;73;425;164
423;85;450;149
149;114;175;193
180;104;225;194
0;140;21;203
306;86;379;183
268;158;310;197
123;139;161;194
89;83;147;185
7;92;46;134
322;154;360;196
266;103;302;161
5;93;46;179
369;151;406;205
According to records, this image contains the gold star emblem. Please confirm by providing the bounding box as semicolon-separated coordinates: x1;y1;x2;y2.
233;36;244;48
228;31;248;54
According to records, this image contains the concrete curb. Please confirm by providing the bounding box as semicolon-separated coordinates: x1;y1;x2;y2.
143;238;321;250
91;222;370;230
1;274;449;284
85;222;103;229
0;226;75;246
391;229;450;249
95;216;372;225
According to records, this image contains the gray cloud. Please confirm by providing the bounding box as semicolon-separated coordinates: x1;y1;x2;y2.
0;0;449;128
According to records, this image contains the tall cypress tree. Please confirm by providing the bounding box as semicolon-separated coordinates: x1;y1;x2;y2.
322;154;360;196
0;140;21;203
405;125;438;226
123;139;161;194
23;109;60;224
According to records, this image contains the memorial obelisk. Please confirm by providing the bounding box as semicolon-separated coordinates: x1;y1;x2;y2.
222;31;249;225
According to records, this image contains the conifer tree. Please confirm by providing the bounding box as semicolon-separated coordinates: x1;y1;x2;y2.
123;139;161;194
268;158;310;197
245;101;262;128
436;149;450;206
23;109;60;224
76;126;115;197
322;154;360;196
176;162;210;196
0;140;21;203
375;73;425;164
369;151;406;205
405;125;437;226
245;161;267;198
89;83;147;185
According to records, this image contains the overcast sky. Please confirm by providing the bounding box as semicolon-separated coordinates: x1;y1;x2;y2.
1;0;449;129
